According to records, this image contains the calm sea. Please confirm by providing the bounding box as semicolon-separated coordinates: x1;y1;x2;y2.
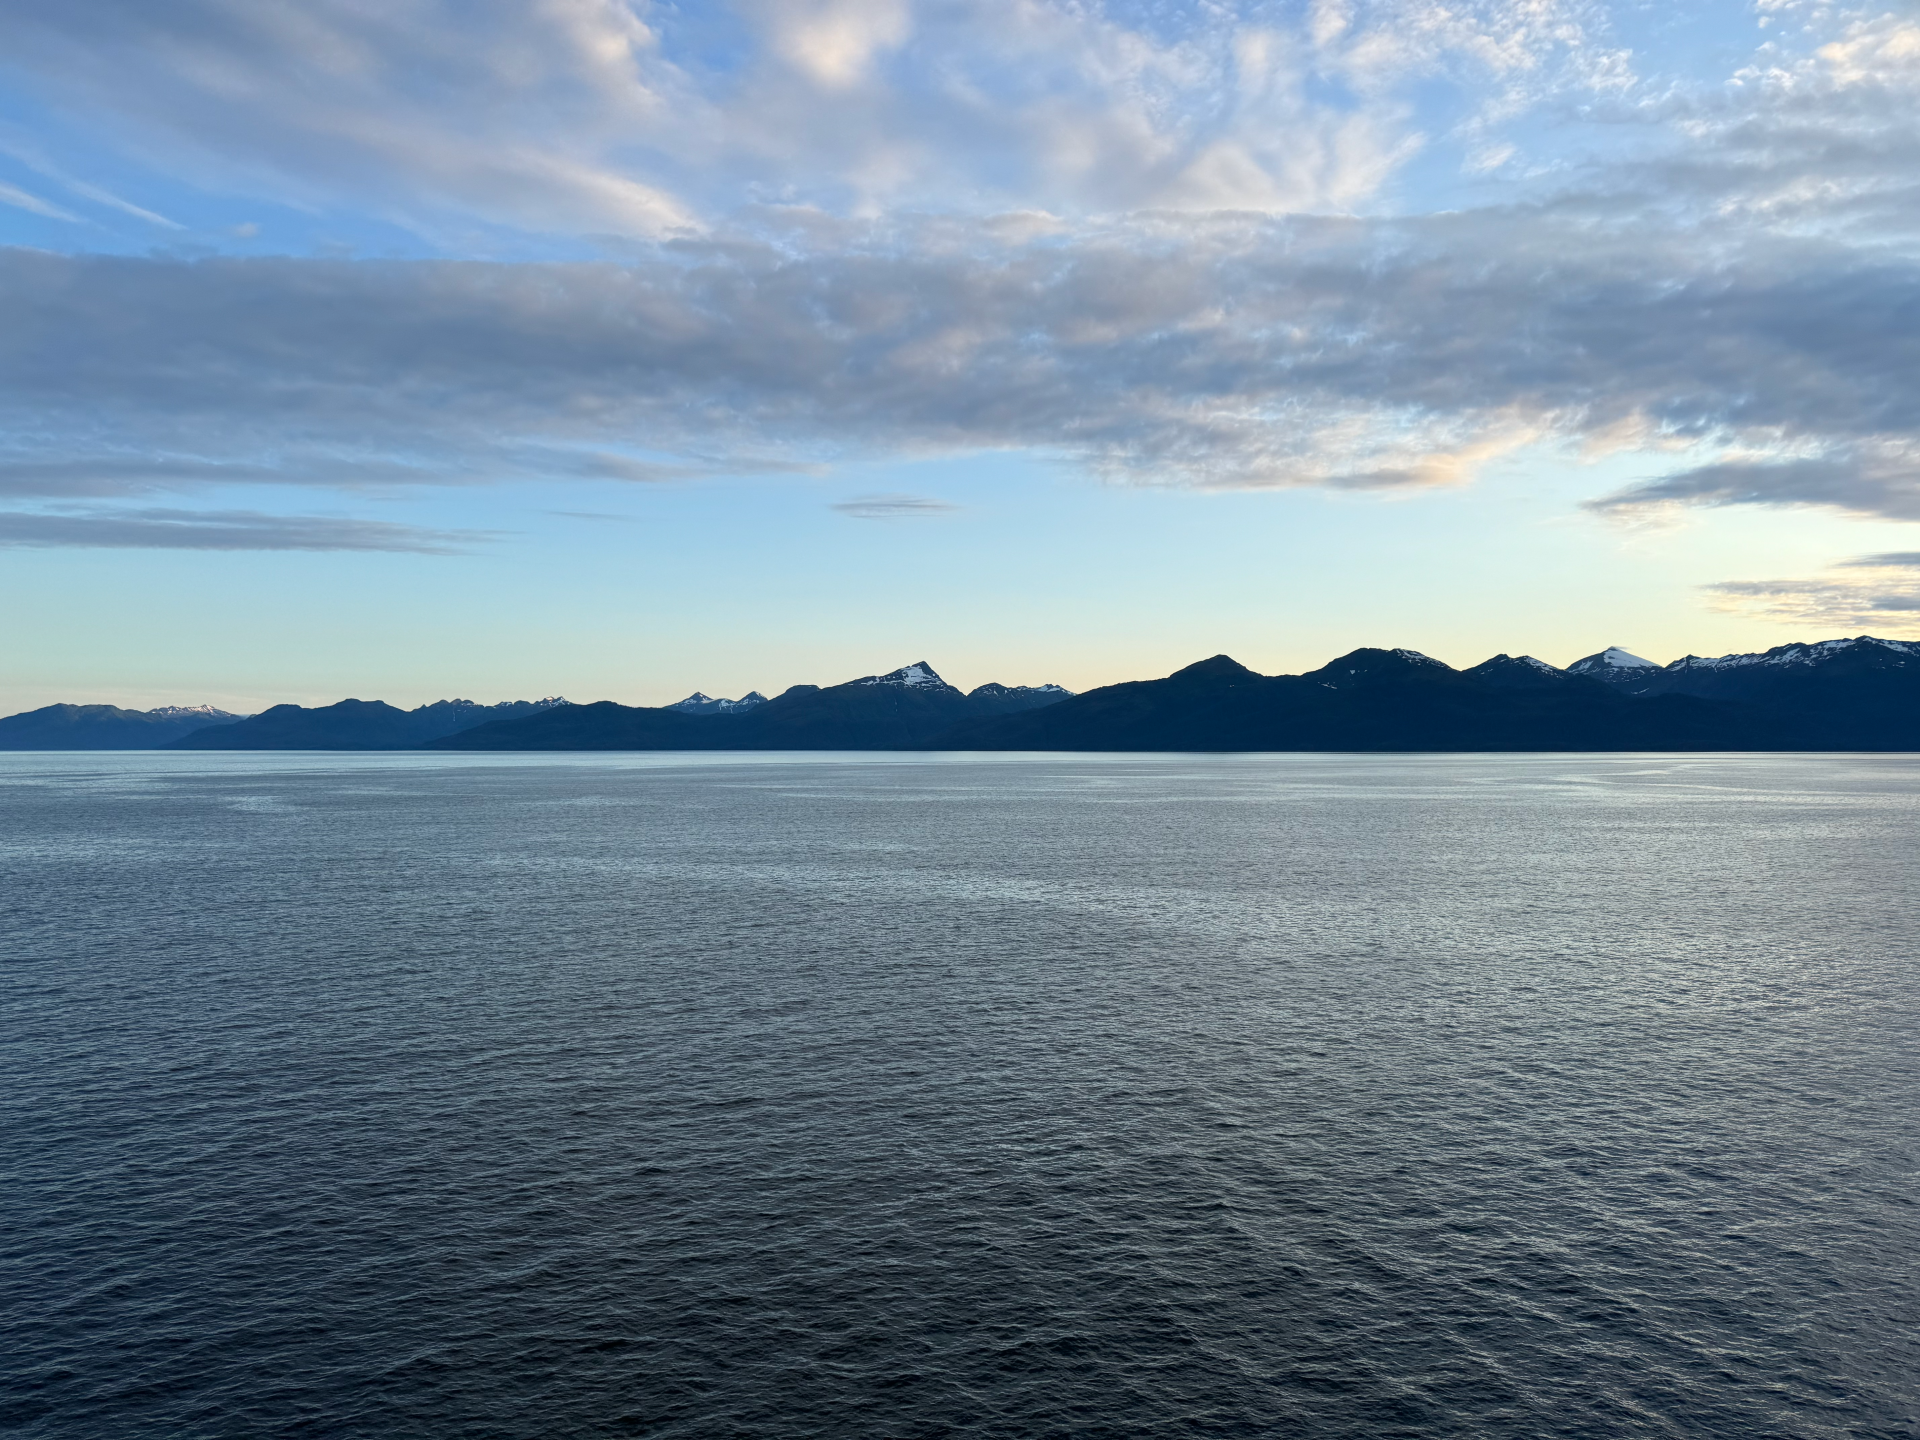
2;752;1917;1438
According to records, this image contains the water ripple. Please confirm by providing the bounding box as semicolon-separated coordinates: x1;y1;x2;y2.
2;752;1916;1438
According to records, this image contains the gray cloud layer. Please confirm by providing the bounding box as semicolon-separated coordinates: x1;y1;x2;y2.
4;207;1919;514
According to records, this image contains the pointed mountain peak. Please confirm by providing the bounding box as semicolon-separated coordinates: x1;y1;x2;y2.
1567;646;1657;677
849;661;957;691
665;690;768;715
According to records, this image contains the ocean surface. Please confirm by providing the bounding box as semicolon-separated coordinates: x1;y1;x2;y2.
2;751;1917;1439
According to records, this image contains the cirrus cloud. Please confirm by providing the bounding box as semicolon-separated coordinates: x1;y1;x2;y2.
0;506;491;552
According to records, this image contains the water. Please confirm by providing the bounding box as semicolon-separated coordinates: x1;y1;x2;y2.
2;751;1917;1439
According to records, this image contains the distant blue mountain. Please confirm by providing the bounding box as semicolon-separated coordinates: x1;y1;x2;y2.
934;650;1750;752
170;697;571;750
939;638;1920;751
12;636;1916;752
430;663;1075;751
0;703;243;750
664;691;767;716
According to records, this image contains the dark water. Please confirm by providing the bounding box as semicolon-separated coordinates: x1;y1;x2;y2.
3;752;1917;1439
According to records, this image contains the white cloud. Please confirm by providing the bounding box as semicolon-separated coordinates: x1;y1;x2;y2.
0;0;696;237
0;179;78;221
756;0;911;89
0;0;1637;231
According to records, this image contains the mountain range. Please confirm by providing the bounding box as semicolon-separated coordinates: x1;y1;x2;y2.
1;637;1913;751
427;664;1074;751
0;703;245;750
170;696;571;750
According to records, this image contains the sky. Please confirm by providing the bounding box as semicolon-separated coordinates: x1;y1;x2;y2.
3;0;1919;712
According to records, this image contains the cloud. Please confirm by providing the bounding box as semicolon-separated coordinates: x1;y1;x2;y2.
831;493;956;518
1624;10;1920;239
0;0;1626;231
755;0;912;90
0;507;489;552
1588;451;1920;523
0;179;78;221
2;206;1920;512
0;0;696;239
0;3;1916;526
0;133;181;227
1704;552;1920;632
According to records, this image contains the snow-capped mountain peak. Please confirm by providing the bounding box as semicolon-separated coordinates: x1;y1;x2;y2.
853;661;952;690
146;704;241;719
1667;636;1920;673
665;690;767;715
1567;646;1657;678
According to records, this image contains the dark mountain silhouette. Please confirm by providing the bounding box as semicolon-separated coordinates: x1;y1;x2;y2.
16;636;1918;753
1563;636;1920;747
960;681;1076;716
428;664;1075;756
171;696;570;750
1461;654;1599;690
724;661;976;749
0;703;243;750
932;649;1762;752
664;690;767;715
429;663;1074;752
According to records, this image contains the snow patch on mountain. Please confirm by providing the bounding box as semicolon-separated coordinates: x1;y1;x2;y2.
147;705;242;719
666;691;767;715
969;682;1075;698
852;662;953;690
1666;636;1920;672
427;696;571;713
1569;647;1657;675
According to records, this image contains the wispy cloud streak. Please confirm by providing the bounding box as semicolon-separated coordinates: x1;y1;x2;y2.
0;507;489;552
831;493;955;518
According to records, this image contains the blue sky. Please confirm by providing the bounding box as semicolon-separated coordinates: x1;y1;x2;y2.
3;0;1918;711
